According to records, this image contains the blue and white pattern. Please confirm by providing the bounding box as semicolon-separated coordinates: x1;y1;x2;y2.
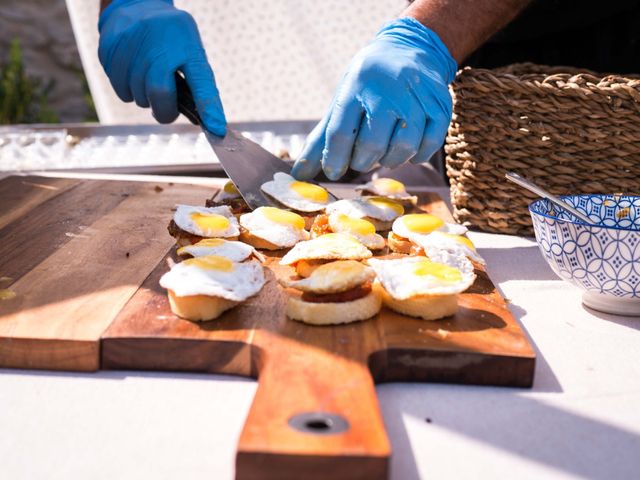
529;195;640;298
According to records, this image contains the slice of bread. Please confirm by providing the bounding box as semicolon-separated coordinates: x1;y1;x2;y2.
373;282;457;321
168;290;238;321
286;290;381;325
239;229;284;250
387;232;413;254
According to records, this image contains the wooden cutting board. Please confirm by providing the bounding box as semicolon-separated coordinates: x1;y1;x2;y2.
0;175;535;480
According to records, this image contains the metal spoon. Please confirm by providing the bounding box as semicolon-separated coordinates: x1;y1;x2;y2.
505;172;594;225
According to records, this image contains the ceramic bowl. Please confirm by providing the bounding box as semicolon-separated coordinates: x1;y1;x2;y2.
529;194;640;316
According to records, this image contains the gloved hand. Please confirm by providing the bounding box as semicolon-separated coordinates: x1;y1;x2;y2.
98;0;226;135
292;17;457;180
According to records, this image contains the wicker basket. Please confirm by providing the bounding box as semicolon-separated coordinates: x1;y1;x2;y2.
445;63;640;235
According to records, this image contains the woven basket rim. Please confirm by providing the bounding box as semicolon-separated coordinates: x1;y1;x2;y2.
453;63;640;103
457;62;640;84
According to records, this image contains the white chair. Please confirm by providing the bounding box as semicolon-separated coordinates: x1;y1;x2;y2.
65;0;407;124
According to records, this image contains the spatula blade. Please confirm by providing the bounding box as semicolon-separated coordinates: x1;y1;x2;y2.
205;129;290;210
173;72;290;210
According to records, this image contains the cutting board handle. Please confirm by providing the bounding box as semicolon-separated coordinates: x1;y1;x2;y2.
235;337;390;480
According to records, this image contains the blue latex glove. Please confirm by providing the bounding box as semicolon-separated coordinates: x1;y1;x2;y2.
98;0;226;135
292;17;457;180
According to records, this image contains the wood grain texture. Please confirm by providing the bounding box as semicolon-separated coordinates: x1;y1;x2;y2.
0;176;79;231
103;190;534;480
0;178;217;371
0;178;142;288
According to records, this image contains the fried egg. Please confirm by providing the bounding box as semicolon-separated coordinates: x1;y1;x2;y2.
325;197;404;222
214;180;242;201
328;213;385;250
261;172;332;212
177;238;264;263
368;255;475;300
280;260;375;294
173;205;239;238
416;231;485;264
240;207;310;248
280;233;372;265
355;177;417;204
392;214;467;246
159;255;265;301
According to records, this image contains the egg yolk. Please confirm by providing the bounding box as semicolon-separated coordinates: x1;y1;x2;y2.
373;178;405;194
184;255;234;272
190;212;230;233
367;197;405;216
261;207;305;229
290;181;329;203
413;259;462;283
334;214;375;235
223;181;239;195
402;214;445;234
439;233;476;250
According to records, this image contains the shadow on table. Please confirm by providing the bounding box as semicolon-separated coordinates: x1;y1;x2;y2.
0;367;256;383
476;245;560;283
378;382;640;480
507;303;562;393
374;299;563;479
582;305;640;331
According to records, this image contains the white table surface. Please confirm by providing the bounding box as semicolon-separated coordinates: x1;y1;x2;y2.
1;174;639;480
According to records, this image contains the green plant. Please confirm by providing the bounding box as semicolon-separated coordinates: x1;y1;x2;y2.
0;39;59;124
77;68;98;122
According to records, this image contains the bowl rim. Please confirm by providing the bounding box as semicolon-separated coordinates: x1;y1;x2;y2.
528;194;640;232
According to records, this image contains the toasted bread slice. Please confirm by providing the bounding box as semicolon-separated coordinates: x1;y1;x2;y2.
168;290;238;322
373;282;457;321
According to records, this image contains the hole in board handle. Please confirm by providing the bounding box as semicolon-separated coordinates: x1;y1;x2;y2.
288;412;349;436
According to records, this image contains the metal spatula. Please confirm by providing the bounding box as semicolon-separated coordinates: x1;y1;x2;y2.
175;73;290;210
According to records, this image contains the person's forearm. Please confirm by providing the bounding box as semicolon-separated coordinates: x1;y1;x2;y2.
404;0;532;63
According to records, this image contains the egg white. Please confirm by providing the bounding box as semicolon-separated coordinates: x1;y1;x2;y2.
240;207;309;248
325;197;404;222
327;213;385;250
280;233;372;265
261;172;331;212
214;180;242;201
173;205;239;238
392;214;468;247
416;231;485;265
280;260;375;294
177;239;264;262
355;177;417;203
159;258;265;301
368;255;475;300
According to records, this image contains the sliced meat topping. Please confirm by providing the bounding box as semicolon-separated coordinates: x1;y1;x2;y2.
301;282;372;303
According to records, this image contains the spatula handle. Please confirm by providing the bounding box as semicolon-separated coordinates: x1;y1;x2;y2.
174;72;202;126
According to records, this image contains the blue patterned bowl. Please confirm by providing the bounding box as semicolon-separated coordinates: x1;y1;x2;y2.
529;194;640;316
